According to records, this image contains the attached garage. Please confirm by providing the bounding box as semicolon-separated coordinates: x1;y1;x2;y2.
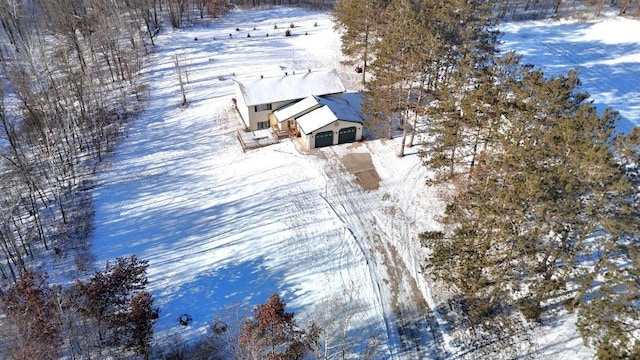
338;126;357;144
315;131;334;148
294;96;365;150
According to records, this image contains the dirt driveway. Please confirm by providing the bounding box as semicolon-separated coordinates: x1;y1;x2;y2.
340;150;381;190
326;144;447;358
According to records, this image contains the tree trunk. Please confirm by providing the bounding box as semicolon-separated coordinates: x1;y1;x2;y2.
571;255;607;309
398;114;407;157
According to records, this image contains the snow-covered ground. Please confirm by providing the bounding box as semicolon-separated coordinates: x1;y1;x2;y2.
92;7;417;357
91;6;640;359
500;16;640;132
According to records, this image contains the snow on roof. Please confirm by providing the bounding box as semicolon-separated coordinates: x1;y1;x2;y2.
296;106;337;134
234;69;346;106
296;95;364;134
272;95;322;123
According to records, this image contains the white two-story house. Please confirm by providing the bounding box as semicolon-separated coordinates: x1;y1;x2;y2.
233;69;364;149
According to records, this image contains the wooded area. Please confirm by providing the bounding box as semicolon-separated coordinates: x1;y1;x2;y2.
0;0;198;358
0;0;638;358
335;0;640;357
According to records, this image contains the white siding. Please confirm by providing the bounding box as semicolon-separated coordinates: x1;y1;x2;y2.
235;85;251;128
240;99;295;130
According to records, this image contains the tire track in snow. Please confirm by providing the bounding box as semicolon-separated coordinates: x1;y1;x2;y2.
318;192;395;354
372;209;448;359
321;146;448;359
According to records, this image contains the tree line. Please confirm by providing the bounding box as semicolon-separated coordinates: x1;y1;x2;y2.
0;0;162;294
0;0;213;358
335;0;639;358
492;0;640;20
2;254;376;359
229;0;334;8
0;255;157;359
0;0;242;293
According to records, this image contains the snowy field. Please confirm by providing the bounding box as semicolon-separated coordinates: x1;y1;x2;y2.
91;6;640;359
500;15;640;132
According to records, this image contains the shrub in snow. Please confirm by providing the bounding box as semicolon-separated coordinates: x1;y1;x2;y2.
76;255;156;357
1;271;62;360
285;29;291;37
239;293;308;359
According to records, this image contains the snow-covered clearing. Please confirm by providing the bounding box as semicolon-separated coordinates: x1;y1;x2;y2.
500;16;640;132
91;6;639;359
92;7;440;358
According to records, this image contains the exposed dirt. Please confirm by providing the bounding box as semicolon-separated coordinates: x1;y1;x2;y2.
340;152;381;190
374;228;440;355
325;144;447;359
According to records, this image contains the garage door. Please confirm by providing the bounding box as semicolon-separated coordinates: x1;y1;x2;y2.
315;131;333;148
338;127;357;144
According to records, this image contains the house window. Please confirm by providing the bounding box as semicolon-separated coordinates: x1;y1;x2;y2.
254;103;272;112
257;121;270;129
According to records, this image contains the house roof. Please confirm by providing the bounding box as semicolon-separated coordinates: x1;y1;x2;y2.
233;69;346;106
296;95;364;134
272;95;323;123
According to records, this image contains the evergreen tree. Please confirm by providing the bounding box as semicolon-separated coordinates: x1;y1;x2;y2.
417;0;498;92
417;0;500;179
421;60;505;182
423;63;640;353
333;0;387;84
365;0;426;143
575;125;640;358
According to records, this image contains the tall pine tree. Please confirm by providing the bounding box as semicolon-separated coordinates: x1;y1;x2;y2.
365;0;426;143
333;0;387;84
423;63;640;355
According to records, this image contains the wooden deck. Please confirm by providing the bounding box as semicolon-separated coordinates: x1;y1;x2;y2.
236;128;280;152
